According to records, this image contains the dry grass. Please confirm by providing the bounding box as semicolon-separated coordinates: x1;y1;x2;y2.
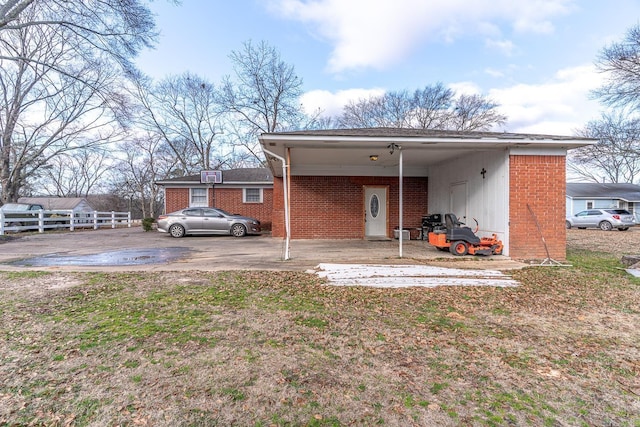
566;226;640;257
0;232;639;426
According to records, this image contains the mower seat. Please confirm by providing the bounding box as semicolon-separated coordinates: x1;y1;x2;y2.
444;213;481;245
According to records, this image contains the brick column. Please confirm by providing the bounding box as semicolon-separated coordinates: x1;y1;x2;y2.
509;155;566;260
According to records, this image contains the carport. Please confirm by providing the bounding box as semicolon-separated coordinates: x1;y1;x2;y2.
259;128;595;261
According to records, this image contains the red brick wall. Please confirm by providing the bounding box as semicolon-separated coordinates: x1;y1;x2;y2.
163;187;273;230
271;176;428;239
272;178;285;237
165;188;189;213
213;188;273;230
509;155;566;260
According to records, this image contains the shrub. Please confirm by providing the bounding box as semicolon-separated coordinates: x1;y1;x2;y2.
142;217;155;232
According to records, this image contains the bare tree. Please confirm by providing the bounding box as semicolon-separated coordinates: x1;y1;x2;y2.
0;19;127;202
594;24;640;110
570;112;640;183
0;0;158;72
0;0;162;202
217;40;304;161
410;83;453;129
338;91;413;128
337;96;385;128
129;71;226;174
111;134;178;218
448;94;507;131
39;148;111;197
337;84;506;131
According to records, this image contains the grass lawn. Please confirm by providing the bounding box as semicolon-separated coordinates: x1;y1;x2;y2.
0;249;639;426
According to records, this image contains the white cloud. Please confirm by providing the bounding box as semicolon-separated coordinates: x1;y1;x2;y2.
485;38;516;56
448;81;483;96
485;68;505;78
301;64;604;136
489;64;604;134
301;88;386;117
268;0;575;73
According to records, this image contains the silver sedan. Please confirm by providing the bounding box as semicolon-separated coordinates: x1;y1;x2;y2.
157;207;261;238
566;208;636;231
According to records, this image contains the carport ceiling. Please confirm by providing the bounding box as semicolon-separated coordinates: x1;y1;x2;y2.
259;128;595;177
286;145;477;170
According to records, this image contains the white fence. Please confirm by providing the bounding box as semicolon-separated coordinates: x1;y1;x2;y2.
0;209;131;235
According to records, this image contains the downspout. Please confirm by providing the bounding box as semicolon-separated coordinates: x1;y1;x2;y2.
263;147;291;260
287;147;292;239
399;147;403;258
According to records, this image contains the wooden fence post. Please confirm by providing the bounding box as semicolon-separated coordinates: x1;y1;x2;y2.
38;210;44;233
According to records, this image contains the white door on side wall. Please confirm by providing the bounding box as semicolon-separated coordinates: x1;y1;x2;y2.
365;187;387;237
450;182;468;223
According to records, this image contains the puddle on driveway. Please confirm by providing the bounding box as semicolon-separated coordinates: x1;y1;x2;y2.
9;247;190;267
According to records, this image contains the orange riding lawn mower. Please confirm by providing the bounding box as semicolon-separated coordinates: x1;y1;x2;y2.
428;213;503;256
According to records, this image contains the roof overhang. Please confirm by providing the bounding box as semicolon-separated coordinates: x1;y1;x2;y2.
155;180;272;186
259;129;596;178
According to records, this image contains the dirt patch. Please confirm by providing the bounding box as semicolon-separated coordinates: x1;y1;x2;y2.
0;234;19;243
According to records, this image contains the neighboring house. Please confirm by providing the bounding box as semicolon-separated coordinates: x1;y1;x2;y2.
155;168;274;230
17;197;96;223
18;197;95;213
566;182;640;222
258;127;595;261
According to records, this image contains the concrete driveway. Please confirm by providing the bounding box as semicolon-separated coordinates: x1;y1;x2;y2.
0;227;525;272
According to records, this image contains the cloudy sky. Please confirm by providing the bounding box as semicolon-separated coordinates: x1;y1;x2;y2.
135;0;640;135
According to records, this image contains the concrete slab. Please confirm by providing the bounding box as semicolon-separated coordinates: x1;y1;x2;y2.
0;227;528;272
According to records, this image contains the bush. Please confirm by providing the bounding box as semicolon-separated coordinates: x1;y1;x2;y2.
142;217;155;232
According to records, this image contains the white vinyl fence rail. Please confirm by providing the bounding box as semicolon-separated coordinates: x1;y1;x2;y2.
0;209;131;235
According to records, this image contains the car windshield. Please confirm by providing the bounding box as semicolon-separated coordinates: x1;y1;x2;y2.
604;209;631;215
0;203;30;211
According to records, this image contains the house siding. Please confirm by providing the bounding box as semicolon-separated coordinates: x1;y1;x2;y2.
271;176;428;239
509;155;566;260
165;188;190;213
213;188;273;230
164;187;273;230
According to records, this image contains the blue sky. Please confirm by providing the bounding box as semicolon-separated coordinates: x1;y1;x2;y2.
135;0;640;135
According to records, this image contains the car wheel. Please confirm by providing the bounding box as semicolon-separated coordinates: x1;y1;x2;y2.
231;223;247;237
449;240;469;256
565;221;572;230
618;227;629;231
599;221;612;231
169;224;185;238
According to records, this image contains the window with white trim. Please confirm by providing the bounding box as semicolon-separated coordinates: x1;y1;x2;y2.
190;188;208;207
243;188;263;203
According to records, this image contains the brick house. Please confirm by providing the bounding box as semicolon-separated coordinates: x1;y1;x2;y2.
258;128;595;261
155;168;274;230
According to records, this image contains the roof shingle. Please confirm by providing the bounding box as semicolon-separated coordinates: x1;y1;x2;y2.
566;183;640;201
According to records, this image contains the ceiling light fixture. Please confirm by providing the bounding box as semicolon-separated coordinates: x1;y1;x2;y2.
369;155;378;161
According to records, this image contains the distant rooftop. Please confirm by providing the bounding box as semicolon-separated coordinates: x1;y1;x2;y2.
18;197;93;210
566;183;640;201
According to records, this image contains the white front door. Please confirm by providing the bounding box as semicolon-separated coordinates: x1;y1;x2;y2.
365;187;387;237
